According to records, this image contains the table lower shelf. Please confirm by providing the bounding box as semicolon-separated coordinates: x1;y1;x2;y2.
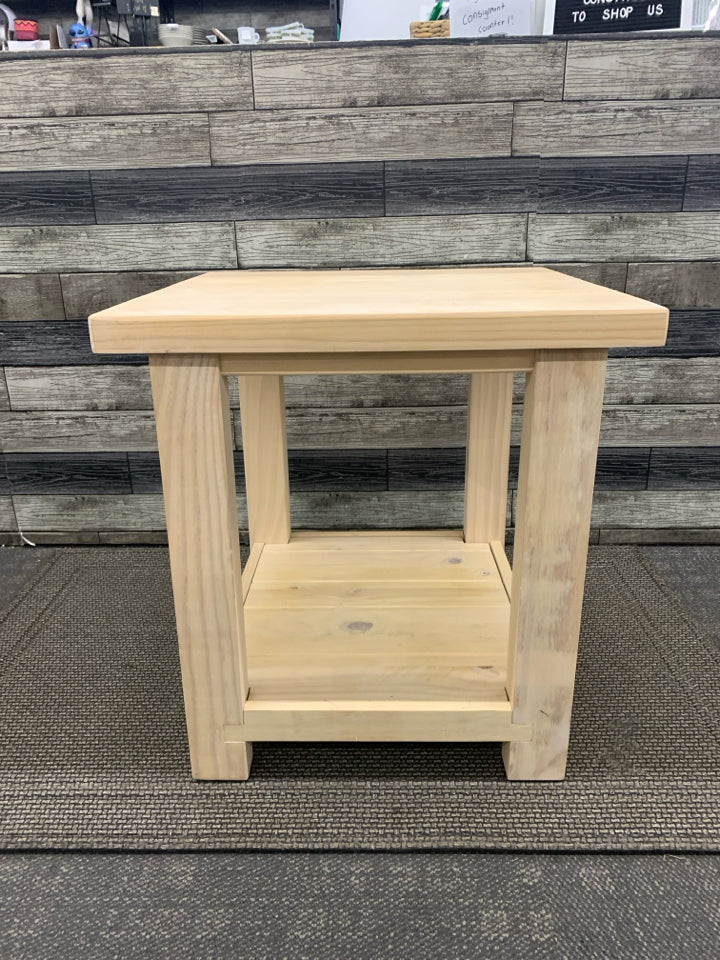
224;531;531;743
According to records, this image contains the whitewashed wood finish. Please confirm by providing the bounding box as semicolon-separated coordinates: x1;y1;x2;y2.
9;360;719;412
564;38;720;101
12;489;720;534
238;375;291;545
250;43;565;109
235;216;527;268
0;225;236;273
528;213;720;262
150;354;251;780
0;115;211;173
504;350;607;780
514;101;720;158
0;273;64;321
0;53;252;118
210;103;513;165
626;262;720;309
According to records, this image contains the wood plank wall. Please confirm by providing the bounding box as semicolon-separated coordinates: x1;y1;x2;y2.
1;36;719;545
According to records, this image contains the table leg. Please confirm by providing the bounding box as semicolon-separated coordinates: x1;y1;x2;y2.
238;374;291;546
464;371;514;543
150;354;251;780
503;349;607;780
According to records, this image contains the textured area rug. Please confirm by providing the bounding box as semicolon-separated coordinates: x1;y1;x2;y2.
1;546;718;851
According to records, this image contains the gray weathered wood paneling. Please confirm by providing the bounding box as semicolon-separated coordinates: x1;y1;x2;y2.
514;101;720;158
0;412;160;453
597;406;720;447
236;215;527;267
60;271;199;319
648;447;720;489
0;171;95;226
684;156;720;211
563;38;720;101
625;262;720;308
528;213;720;262
0;273;64;321
0;115;211;173
0;371;9;411
5;453;132;494
0;322;146;366
537;157;686;212
0;224;237;272
586;491;720;528
210;104;514;165
0;51;252;117
250;42;565;109
537;262;628;290
598;527;720;544
7;359;719;411
612;310;720;359
0;497;15;531
92;163;385;223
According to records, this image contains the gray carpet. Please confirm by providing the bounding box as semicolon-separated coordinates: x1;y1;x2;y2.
1;852;719;960
1;545;719;851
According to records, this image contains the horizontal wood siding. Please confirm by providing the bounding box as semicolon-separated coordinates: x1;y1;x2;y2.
1;35;719;541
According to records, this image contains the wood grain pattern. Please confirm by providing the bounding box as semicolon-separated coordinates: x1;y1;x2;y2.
514;101;720;158
647;448;720;489
0;273;64;322
531;262;628;291
588;491;720;527
0;323;147;366
625;263;720;309
0;412;159;452
211;103;514;166
250;43;565;108
60;271;200;319
598;527;720;544
149;354;251;780
0;51;252;117
0;114;211;172
504;350;607;780
92;163;384;223
684;156;720;211
385;158;538;215
537;157;686;213
0;224;236;272
563;38;720;101
0;171;94;226
4;453;131;494
528;213;720;262
243;229;532;282
464;373;513;542
238;375;291;545
612;310;720;358
0;370;8;412
0;497;15;531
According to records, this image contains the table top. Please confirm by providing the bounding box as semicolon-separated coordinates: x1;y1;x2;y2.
89;267;668;355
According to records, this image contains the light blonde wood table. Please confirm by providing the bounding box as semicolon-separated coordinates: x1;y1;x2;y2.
90;267;668;782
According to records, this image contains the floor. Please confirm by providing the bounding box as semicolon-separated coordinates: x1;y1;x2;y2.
1;545;719;959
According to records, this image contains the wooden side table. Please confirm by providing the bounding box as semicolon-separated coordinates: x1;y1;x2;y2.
89;267;668;782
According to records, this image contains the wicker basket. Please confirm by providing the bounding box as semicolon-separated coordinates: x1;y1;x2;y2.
410;20;450;38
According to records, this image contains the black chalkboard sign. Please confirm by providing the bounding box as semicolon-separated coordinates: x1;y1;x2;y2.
549;0;682;33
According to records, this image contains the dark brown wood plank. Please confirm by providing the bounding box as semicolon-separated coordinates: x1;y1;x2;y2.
564;38;720;101
0;115;211;173
251;42;565;108
0;323;147;366
236;215;527;267
648;448;720;489
0;51;252;117
0;171;95;226
385;158;538;215
611;310;720;358
92;163;384;223
210;104;514;165
0;273;64;321
514;101;720;158
5;453;131;494
60;271;200;319
528;213;720;262
538;157;686;213
0;224;237;272
684;156;720;211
